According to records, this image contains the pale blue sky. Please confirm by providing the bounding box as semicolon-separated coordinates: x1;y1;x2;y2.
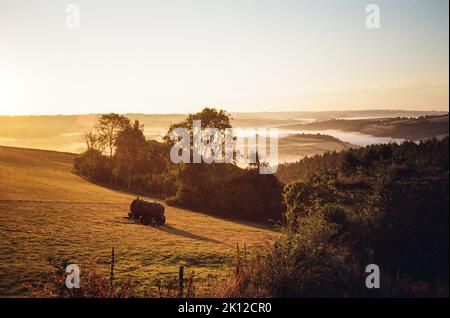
0;0;448;115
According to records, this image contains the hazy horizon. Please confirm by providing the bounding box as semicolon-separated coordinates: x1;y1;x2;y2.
1;0;449;115
0;108;448;117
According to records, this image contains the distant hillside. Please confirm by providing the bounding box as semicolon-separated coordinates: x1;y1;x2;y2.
276;136;449;184
0;110;447;151
278;133;354;163
281;115;449;141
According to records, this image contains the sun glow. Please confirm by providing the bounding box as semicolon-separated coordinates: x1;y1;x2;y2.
0;64;19;115
0;0;448;115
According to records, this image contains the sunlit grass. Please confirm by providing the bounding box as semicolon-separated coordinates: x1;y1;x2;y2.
0;146;277;296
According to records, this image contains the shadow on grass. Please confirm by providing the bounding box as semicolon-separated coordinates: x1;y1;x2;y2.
156;224;224;245
116;217;232;247
74;173;279;233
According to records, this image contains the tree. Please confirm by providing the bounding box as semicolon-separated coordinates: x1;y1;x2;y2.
82;130;101;152
79;129;107;172
115;120;147;190
162;108;284;223
163;107;233;162
163;107;232;143
97;113;131;157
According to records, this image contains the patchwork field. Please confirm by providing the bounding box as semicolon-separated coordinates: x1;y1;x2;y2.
0;146;276;296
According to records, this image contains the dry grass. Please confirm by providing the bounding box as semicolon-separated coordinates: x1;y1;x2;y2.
0;146;277;296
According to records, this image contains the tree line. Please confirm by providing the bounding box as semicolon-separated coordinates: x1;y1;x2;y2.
277;137;449;184
223;136;449;297
73;109;284;223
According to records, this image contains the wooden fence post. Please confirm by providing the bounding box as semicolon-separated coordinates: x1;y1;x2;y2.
235;243;241;275
110;247;115;287
244;243;247;264
178;265;184;298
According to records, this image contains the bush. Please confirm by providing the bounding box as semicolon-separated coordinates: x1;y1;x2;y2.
168;163;284;223
214;215;350;298
73;149;112;182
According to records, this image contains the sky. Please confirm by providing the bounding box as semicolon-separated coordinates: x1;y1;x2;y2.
0;0;448;115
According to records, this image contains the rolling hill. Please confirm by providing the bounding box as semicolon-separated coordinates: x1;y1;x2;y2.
0;146;276;296
282;115;449;140
278;133;354;163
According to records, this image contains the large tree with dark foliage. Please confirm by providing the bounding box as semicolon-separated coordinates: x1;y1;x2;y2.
114;120;147;190
74;116;174;196
164;108;284;223
97;113;131;158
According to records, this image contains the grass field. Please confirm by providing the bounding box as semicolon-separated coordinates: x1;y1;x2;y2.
0;146;277;296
